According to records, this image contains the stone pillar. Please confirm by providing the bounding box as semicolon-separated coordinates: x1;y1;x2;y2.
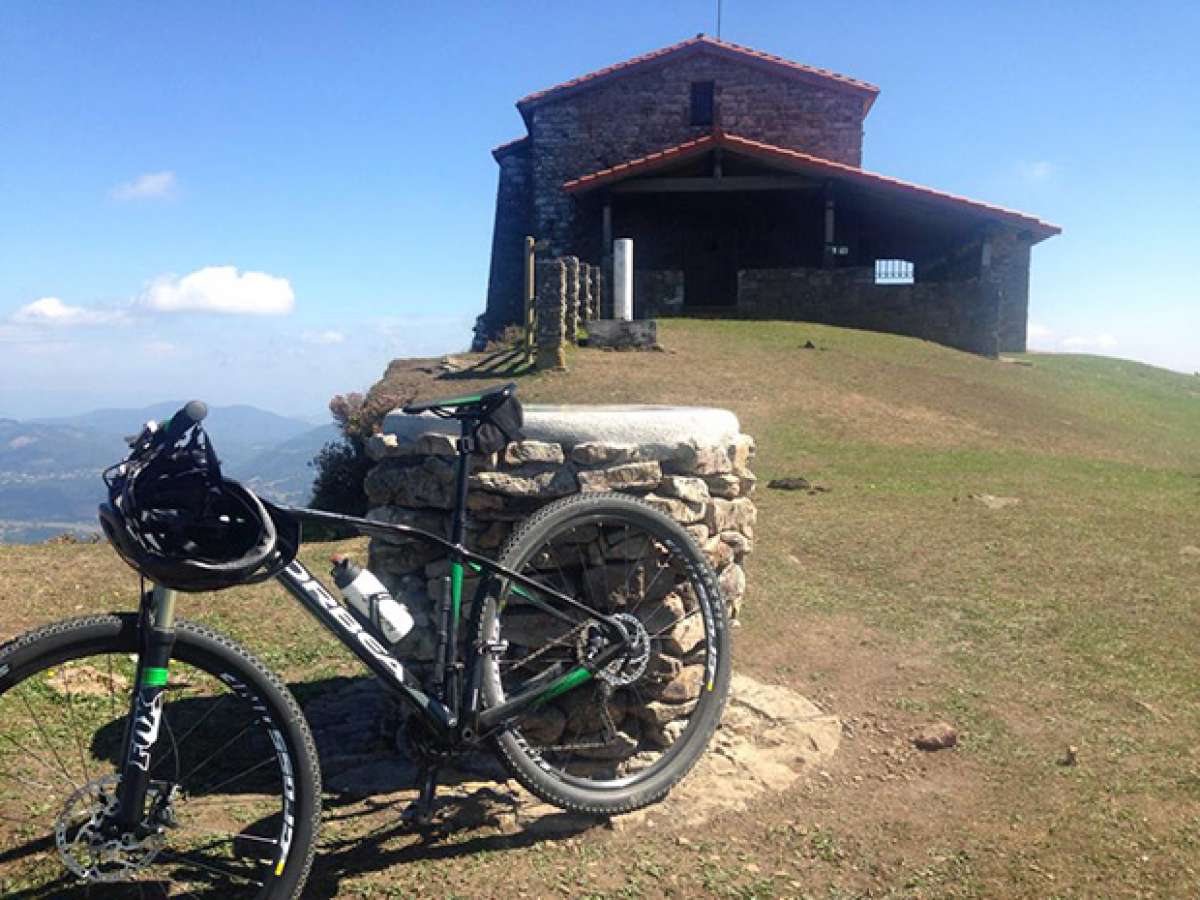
366;406;758;633
363;406;757;758
593;265;606;320
564;256;581;344
614;238;633;321
580;264;595;322
534;258;567;370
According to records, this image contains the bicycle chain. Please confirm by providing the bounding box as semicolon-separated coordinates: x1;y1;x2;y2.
503;619;626;754
503;619;590;674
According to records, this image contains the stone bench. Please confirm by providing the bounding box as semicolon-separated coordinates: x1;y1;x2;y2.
362;403;757;668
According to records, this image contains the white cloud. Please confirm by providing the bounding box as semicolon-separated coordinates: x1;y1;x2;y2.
1027;322;1053;340
301;329;346;345
1061;333;1118;350
1017;160;1055;181
141;266;295;316
12;296;127;326
110;170;178;201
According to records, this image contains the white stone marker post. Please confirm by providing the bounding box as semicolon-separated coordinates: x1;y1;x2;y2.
613;238;633;321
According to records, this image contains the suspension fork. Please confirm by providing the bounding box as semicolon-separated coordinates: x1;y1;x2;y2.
113;584;177;831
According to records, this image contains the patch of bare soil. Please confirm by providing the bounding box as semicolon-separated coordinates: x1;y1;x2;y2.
314;673;839;835
45;663;129;698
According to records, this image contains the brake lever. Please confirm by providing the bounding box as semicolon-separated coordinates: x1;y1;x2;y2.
124;420;159;449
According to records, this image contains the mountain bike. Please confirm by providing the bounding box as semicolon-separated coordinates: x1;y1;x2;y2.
0;383;732;898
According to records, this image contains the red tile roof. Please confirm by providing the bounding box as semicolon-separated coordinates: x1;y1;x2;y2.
517;35;879;117
562;132;1062;240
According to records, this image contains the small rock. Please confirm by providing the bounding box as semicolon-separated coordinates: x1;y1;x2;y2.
643;493;707;524
471;465;578;498
729;435;756;476
720;531;753;556
1058;745;1079;767
702;473;741;499
504;440;565;466
912;722;958;751
970;493;1020;510
674;443;732;476
768;477;810;491
570;441;640;466
659;475;710;505
703;535;735;569
413;432;459;457
718;563;746;608
657;665;706;704
577;461;662;493
365;432;400;461
707;497;756;533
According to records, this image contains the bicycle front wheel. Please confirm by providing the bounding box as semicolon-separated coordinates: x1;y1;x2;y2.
0;614;320;899
482;492;732;816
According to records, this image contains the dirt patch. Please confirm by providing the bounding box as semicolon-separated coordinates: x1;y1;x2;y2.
970;492;1021;510
45;663;129;698
318;673;839;834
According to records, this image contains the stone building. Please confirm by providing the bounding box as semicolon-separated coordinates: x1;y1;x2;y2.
478;35;1060;356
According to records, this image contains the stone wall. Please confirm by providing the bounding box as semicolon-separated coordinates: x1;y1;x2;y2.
362;423;758;678
634;269;685;318
989;230;1033;353
480;143;533;343
529;52;866;257
737;267;1001;357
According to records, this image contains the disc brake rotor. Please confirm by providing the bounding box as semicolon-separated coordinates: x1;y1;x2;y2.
578;613;651;688
55;774;166;883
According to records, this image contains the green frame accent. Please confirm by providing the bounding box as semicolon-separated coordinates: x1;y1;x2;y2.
143;666;169;687
450;560;464;626
440;392;482;407
536;666;592;704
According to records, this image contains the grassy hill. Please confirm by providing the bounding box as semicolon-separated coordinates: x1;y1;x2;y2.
2;320;1198;897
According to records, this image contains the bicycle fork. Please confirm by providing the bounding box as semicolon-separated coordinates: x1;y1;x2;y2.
113;584;177;833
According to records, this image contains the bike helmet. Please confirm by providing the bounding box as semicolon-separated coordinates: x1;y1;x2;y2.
99;401;299;592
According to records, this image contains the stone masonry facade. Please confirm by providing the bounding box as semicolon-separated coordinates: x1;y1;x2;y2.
525;52;866;258
479;36;1058;357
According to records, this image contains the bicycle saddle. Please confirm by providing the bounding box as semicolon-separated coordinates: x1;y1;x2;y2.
402;382;516;418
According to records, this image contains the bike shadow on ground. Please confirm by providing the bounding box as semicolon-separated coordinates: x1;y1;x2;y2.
297;673;609;895
0;675;601;897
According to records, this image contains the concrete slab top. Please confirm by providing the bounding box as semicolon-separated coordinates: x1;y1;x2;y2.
382;403;741;448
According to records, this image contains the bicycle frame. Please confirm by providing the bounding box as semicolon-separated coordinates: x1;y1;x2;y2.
113;417;631;830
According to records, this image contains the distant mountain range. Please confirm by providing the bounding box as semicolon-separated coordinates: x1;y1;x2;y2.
0;403;339;543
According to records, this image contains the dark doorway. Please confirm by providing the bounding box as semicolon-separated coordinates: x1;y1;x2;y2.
684;222;738;308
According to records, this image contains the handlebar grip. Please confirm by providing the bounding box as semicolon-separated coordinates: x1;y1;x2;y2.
160;400;208;444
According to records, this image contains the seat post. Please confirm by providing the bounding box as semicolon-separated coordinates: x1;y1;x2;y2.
450;417;473;548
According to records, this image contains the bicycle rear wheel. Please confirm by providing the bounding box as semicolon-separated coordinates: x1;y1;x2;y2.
482;492;732;815
0;614;320;899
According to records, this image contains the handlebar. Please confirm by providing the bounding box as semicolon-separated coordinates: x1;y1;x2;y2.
124;400;208;452
159;400;208;446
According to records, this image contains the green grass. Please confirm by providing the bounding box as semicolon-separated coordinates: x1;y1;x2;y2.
4;319;1199;897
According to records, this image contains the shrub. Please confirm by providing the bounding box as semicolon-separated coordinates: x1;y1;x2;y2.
307;385;419;538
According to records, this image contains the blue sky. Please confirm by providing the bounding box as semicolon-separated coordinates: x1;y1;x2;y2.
2;1;1196;419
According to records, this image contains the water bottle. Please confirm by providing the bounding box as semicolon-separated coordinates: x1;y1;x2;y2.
330;555;415;645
